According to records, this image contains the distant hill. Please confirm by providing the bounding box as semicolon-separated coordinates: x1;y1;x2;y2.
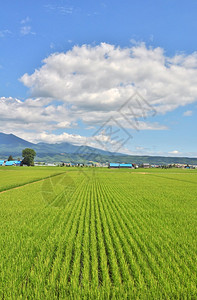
0;132;197;165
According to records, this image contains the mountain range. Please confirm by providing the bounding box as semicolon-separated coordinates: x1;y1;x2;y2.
0;132;119;163
0;132;197;165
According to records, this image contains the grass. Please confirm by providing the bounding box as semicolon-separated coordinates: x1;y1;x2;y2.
0;167;196;299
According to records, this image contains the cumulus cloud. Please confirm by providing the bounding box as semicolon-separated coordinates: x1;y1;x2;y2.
3;42;197;149
0;97;74;136
20;42;197;118
0;97;160;153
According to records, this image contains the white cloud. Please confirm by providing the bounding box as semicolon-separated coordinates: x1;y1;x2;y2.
0;97;146;153
0;95;196;156
2;42;197;150
183;110;193;117
20;42;197;120
0;97;74;135
30;131;87;144
168;150;180;155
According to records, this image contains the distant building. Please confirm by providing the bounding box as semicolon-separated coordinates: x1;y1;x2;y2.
0;160;5;166
109;163;120;168
5;161;15;166
119;163;132;168
142;163;150;168
109;163;133;168
5;160;21;166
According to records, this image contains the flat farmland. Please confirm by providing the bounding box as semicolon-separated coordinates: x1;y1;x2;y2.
0;167;196;299
0;166;66;192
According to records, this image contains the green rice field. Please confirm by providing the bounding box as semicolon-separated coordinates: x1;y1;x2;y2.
0;167;196;299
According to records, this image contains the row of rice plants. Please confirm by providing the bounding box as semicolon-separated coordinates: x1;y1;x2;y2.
0;168;196;298
99;171;197;297
22;174;89;298
111;173;197;285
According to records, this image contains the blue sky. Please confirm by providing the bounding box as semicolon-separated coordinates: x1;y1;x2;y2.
0;0;197;157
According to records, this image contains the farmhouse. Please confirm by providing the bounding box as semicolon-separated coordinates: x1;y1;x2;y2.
142;163;150;168
119;163;132;168
5;161;21;166
109;163;119;168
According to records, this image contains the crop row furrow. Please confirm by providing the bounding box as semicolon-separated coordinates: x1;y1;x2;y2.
69;181;89;287
89;182;100;287
100;177;171;296
109;175;197;268
103;174;195;280
96;179;122;286
20;174;87;296
93;179;111;288
96;179;142;286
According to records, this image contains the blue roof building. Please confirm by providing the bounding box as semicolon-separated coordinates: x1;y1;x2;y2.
109;163;120;168
109;163;133;168
5;161;15;166
119;163;133;168
0;160;4;166
5;161;21;166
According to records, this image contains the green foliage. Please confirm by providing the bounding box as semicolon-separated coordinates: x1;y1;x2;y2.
0;167;196;298
22;148;36;166
8;155;13;161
